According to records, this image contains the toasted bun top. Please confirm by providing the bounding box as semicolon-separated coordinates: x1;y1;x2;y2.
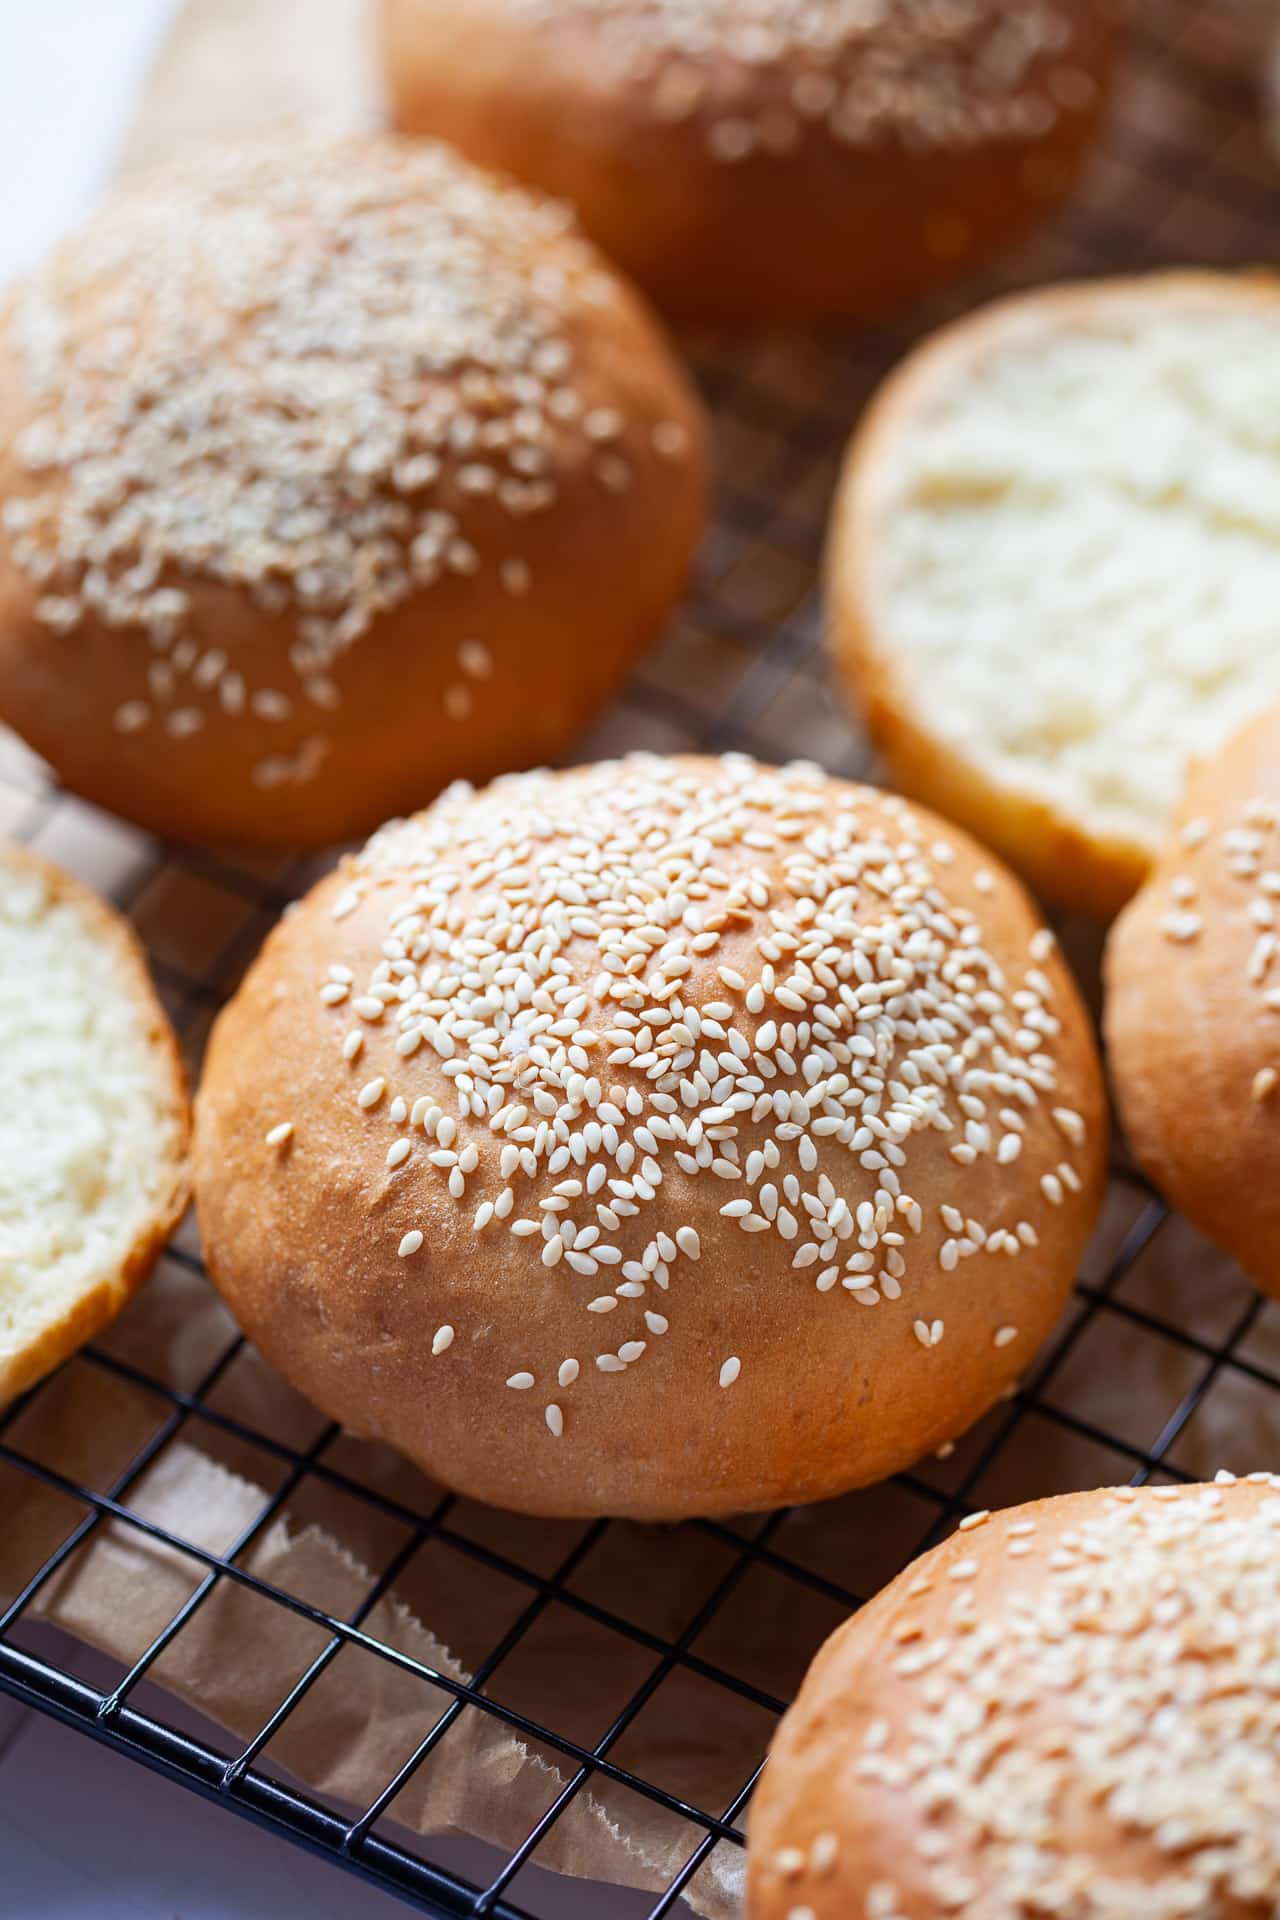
0;130;700;797
749;1475;1280;1920
1105;702;1280;1287
195;754;1105;1515
450;0;1108;162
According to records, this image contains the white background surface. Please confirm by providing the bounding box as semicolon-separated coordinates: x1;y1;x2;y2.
0;1684;407;1918
0;0;177;283
0;4;416;1912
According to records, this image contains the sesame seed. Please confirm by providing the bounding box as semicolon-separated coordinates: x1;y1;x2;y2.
458;639;494;680
809;1832;838;1876
507;1372;535;1390
545;1403;564;1437
994;1325;1019;1348
398;1230;424;1258
719;1356;741;1388
1160;911;1202;945
265;1122;293;1148
431;1324;454;1355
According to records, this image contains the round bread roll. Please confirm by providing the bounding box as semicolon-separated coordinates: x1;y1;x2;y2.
0;843;190;1404
1106;705;1280;1294
194;754;1106;1520
0;133;707;853
828;271;1280;919
748;1473;1280;1920
378;0;1115;329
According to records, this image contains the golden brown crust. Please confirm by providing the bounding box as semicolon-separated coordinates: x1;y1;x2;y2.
193;755;1105;1520
0;843;192;1404
748;1477;1280;1920
1105;704;1280;1295
378;0;1115;329
827;270;1280;920
0;134;708;853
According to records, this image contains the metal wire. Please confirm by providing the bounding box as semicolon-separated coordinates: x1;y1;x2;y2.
1;5;1278;1914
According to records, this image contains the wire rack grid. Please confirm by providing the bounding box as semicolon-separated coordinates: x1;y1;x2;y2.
2;3;1280;1915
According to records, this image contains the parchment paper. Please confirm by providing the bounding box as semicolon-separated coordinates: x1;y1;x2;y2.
4;2;1280;1913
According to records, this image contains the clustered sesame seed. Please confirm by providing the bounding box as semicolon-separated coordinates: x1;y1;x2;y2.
0;134;689;791
841;1479;1280;1920
305;756;1088;1441
510;0;1096;165
1161;796;1280;1102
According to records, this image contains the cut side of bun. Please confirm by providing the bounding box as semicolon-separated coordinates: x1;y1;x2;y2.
0;844;191;1403
828;272;1280;918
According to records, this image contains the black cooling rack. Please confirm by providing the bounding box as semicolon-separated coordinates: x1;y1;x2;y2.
3;4;1280;1914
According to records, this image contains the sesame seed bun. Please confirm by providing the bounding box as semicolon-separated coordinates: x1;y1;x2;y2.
1105;704;1280;1295
193;755;1105;1520
0;132;707;853
747;1474;1280;1920
377;0;1115;330
0;842;191;1405
827;271;1280;919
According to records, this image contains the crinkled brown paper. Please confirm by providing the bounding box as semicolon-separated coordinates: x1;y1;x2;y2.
4;2;1280;1912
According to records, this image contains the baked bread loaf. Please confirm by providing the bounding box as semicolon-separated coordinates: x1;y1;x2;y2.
0;843;190;1404
828;271;1280;918
1106;704;1280;1294
194;754;1105;1519
378;0;1115;329
0;132;707;853
748;1473;1280;1920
